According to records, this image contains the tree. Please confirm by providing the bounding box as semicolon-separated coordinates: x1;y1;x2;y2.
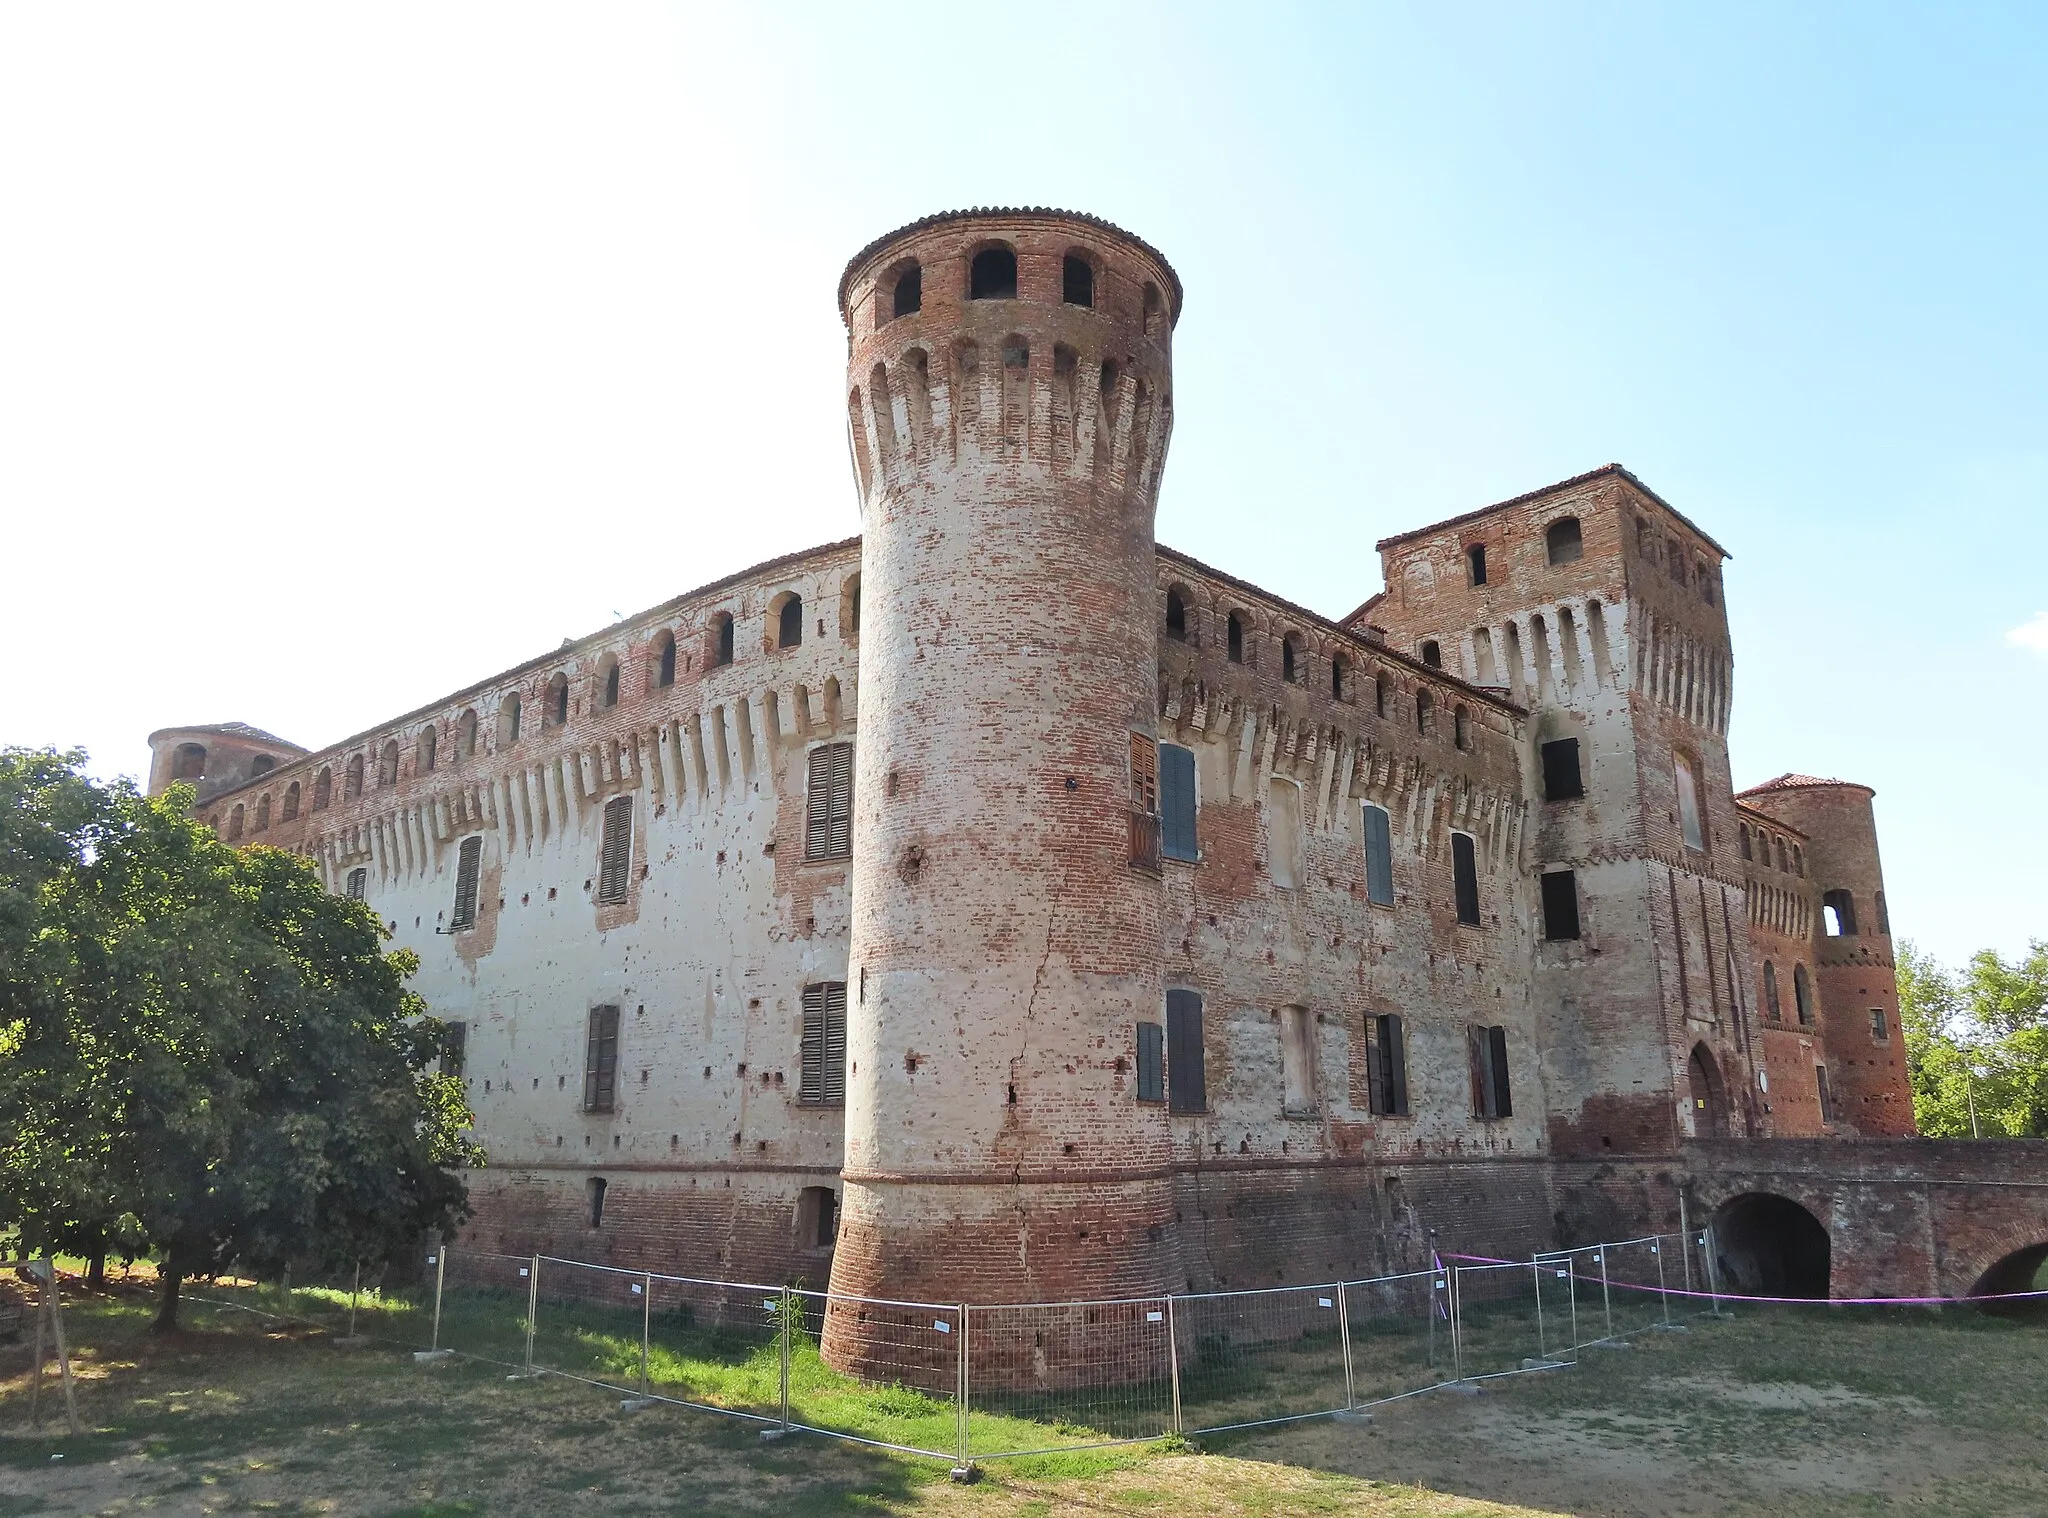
1901;938;2048;1139
0;748;480;1329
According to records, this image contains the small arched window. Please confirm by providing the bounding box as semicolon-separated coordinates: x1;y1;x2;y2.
378;741;400;786
1667;544;1688;586
1738;824;1752;861
892;263;921;319
253;794;271;832
778;595;804;650
227;804;245;840
1791;844;1804;878
969;246;1017;300
1063;254;1094;307
1775;836;1789;872
1332;654;1350;701
712;612;735;668
1227;613;1245;664
500;693;522;747
1374;673;1389;717
1165;586;1187;641
653;631;677;688
1763;961;1782;1021
282;781;301;821
344;754;364;801
419;725;437;772
458;710;479;759
1793;963;1814;1026
1282;635;1300;683
1467;543;1488;586
841;575;862;640
598;656;621;709
1420;640;1442;669
1142;282;1164;336
1416;688;1435;737
1822;889;1857;937
313;767;333;810
545;673;569;728
171;742;207;780
1547;517;1584;566
250;756;276;777
1453;705;1471;751
1696;559;1715;605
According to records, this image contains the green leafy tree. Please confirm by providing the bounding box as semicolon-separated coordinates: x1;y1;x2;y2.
0;748;480;1329
1901;938;2048;1139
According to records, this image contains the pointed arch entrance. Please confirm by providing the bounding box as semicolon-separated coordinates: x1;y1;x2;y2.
1688;1043;1728;1136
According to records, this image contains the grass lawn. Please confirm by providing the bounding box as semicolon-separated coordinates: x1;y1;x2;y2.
2;1276;2045;1516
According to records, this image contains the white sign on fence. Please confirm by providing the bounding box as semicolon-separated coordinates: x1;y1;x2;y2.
933;1320;951;1333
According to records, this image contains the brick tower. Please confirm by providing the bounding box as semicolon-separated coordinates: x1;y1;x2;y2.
825;210;1184;1335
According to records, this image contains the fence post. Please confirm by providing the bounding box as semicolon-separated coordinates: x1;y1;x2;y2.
432;1246;446;1352
640;1271;653;1397
1678;1194;1694;1295
1532;1259;1547;1363
1450;1268;1465;1385
1656;1234;1672;1325
524;1255;540;1374
952;1303;973;1480
778;1293;792;1432
1704;1224;1726;1316
1566;1255;1580;1359
1597;1246;1613;1342
1336;1281;1356;1410
1165;1294;1184;1436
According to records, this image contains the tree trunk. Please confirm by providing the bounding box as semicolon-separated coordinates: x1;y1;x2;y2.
152;1268;182;1334
86;1242;106;1293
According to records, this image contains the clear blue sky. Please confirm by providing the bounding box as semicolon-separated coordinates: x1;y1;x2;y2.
2;4;2042;967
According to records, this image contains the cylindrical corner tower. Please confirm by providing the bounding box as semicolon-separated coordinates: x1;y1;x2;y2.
824;210;1183;1343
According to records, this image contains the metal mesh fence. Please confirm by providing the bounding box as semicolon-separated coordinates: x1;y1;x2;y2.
1176;1283;1351;1435
796;1292;962;1458
436;1247;539;1368
1343;1269;1451;1405
1450;1261;1545;1380
965;1297;1175;1457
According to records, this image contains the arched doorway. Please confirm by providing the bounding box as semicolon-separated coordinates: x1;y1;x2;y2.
1967;1243;2048;1317
1710;1193;1831;1298
1688;1043;1727;1136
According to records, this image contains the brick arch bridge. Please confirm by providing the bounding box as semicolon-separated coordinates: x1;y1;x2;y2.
1679;1139;2048;1300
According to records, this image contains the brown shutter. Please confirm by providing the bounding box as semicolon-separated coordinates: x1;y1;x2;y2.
829;743;853;859
823;981;847;1105
800;985;825;1102
451;836;482;928
598;797;632;902
806;745;854;861
1488;1024;1512;1119
1129;732;1161;871
1468;1025;1491;1118
585;1005;619;1112
1385;1014;1409;1116
1366;1015;1387;1116
800;982;847;1104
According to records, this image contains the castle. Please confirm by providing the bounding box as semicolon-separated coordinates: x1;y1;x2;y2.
154;210;2047;1336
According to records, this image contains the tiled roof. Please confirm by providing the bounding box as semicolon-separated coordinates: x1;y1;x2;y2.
153;721;304;749
1738;773;1856;796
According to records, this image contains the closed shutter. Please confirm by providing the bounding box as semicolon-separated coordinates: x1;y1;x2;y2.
1468;1024;1493;1119
801;987;825;1102
801;983;847;1105
1160;743;1198;861
346;868;367;900
1166;988;1206;1113
1376;1013;1408;1116
1136;1021;1164;1102
1363;804;1394;905
823;981;847;1105
598;797;633;902
585;1005;620;1112
806;744;854;861
451;836;482;929
1540;870;1581;940
1366;1017;1386;1116
442;1020;467;1077
1541;738;1583;800
1452;832;1481;925
1488;1024;1512;1119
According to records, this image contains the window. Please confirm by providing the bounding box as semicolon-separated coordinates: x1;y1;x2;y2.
1226;612;1245;663
969;246;1017;300
253;794;271;832
1696;559;1715;605
1129;732;1162;871
282;781;300;821
1541;738;1584;800
777;595;804;650
599;658;621;709
1674;756;1705;852
1062;254;1093;307
545;673;569;728
1362;803;1395;906
892;263;921;319
450;836;483;930
1166;989;1206;1113
250;756;276;777
1453;706;1471;751
227;804;244;840
1792;845;1804;878
1774;836;1789;872
419;725;437;772
455;709;477;759
587;1177;608;1228
345;753;364;800
1451;831;1481;926
172;742;207;780
800;982;847;1105
1870;1007;1889;1042
1367;1013;1409;1117
653;632;677;688
1332;654;1350;701
1280;1005;1316;1113
346;867;367;900
1160;742;1197;862
1135;1021;1165;1102
1540;870;1582;940
1822;889;1857;937
798;1186;839;1249
1794;962;1814;1026
1142;282;1164;335
1165;587;1187;640
1738;824;1752;861
313;767;332;810
500;693;522;747
441;1020;467;1077
584;1005;621;1112
1875;891;1889;934
1764;961;1782;1021
805;743;854;861
1374;674;1389;717
1546;517;1583;566
597;797;633;903
1282;635;1300;683
1815;1064;1834;1123
1267;778;1301;889
1467;544;1487;586
1635;518;1657;566
842;574;862;639
1667;544;1688;587
1416;688;1435;737
1420;639;1442;669
712;613;735;667
1470;1025;1512;1119
378;741;400;786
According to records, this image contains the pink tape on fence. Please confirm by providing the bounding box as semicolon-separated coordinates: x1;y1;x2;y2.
1440;1252;2048;1308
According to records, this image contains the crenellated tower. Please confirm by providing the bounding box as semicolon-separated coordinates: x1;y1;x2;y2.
824;210;1183;1336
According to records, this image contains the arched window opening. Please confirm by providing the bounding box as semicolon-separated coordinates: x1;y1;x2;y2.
1668;543;1689;586
227;804;245;840
1374;674;1389;718
1635;518;1658;566
1688;1043;1727;1135
1546;517;1584;566
1226;612;1245;664
1062;254;1094;307
378;741;400;786
841;575;862;640
344;754;364;801
1697;559;1716;605
1467;543;1488;586
499;693;522;747
1793;963;1814;1025
597;656;621;709
1002;336;1028;369
587;1177;608;1229
1282;634;1300;683
544;673;569;728
282;781;301;821
1453;705;1471;751
1739;824;1753;861
252;794;271;832
1763;961;1782;1020
1420;640;1442;669
1416;688;1435;737
1875;890;1889;935
969;246;1017;300
171;742;207;780
1142;282;1163;335
1711;1194;1830;1299
1165;586;1187;640
250;756;276;777
892;263;922;319
1792;844;1804;878
653;632;677;689
1775;835;1789;872
797;1186;840;1251
712;612;735;668
458;709;479;759
778;594;805;650
1332;654;1350;701
1822;889;1857;937
1100;359;1120;398
419;726;437;772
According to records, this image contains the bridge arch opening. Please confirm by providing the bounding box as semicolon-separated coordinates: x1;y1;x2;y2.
1967;1243;2048;1317
1711;1192;1830;1299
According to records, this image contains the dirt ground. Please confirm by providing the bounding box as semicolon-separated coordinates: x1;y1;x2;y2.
3;1287;2043;1517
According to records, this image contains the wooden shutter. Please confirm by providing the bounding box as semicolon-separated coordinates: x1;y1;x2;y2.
823;981;847;1105
1363;805;1394;906
1129;733;1161;872
1166;989;1206;1113
1488;1024;1512;1119
1540;870;1581;940
346;868;366;900
800;983;846;1104
1160;743;1198;861
585;1005;619;1112
451;836;482;929
1452;832;1481;925
800;986;825;1102
805;744;854;862
1385;1014;1408;1116
1136;1021;1164;1102
1365;1016;1386;1116
598;797;632;902
1468;1024;1493;1118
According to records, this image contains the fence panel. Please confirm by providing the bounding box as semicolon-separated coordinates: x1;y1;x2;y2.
1451;1261;1543;1380
793;1291;962;1459
435;1247;537;1368
1343;1269;1448;1405
641;1274;787;1422
1592;1236;1676;1341
528;1257;654;1389
964;1297;1175;1458
1175;1283;1350;1434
